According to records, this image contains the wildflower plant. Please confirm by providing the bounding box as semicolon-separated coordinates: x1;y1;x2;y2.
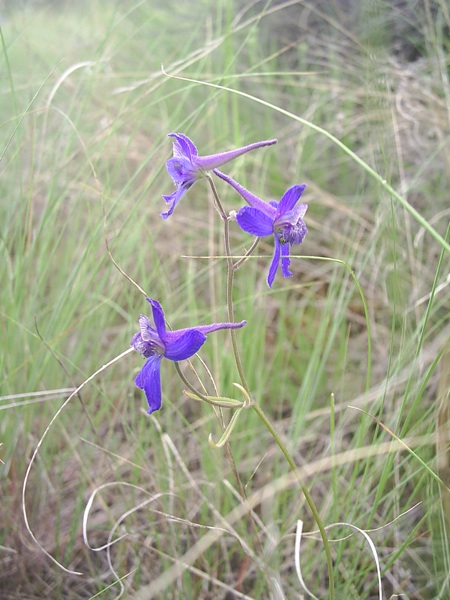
28;118;415;600
22;116;447;599
22;130;340;598
130;133;336;595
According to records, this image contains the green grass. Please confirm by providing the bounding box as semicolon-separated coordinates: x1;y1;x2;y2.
1;0;449;598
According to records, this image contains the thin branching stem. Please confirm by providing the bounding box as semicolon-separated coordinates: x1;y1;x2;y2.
206;174;271;556
206;174;249;391
233;237;261;271
207;174;335;599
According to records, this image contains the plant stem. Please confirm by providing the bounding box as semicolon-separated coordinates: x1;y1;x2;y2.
206;174;249;390
252;402;335;599
233;237;260;270
207;174;335;598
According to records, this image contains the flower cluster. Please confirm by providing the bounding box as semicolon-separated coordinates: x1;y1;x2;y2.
162;133;308;285
132;133;308;411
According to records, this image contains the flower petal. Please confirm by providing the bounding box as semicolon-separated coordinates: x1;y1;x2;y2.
280;242;292;278
213;170;276;218
166;156;196;186
277;202;308;227
164;329;207;361
168;133;198;160
131;330;147;355
161;184;192;219
267;237;281;288
196;138;277;171
236;206;274;237
293;202;308;221
275;184;307;219
148;299;167;340
138;314;153;341
135;355;164;414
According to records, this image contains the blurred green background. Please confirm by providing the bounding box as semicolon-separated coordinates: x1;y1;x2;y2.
1;0;449;598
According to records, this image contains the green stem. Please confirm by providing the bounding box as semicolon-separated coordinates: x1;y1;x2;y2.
233;237;261;271
252;402;335;598
207;174;335;598
206;174;249;391
174;362;244;408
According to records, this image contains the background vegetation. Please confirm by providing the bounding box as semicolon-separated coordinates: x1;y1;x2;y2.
1;0;449;598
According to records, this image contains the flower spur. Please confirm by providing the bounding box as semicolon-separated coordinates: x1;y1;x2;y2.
162;133;277;219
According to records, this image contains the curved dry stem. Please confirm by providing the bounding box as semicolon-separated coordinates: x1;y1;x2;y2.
21;348;134;575
83;482;171;600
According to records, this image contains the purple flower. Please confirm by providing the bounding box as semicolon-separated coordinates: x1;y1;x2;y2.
214;170;308;288
162;133;277;219
131;298;246;414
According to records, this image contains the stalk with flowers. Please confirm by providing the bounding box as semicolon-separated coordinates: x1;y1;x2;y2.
20;128;346;597
130;132;335;597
